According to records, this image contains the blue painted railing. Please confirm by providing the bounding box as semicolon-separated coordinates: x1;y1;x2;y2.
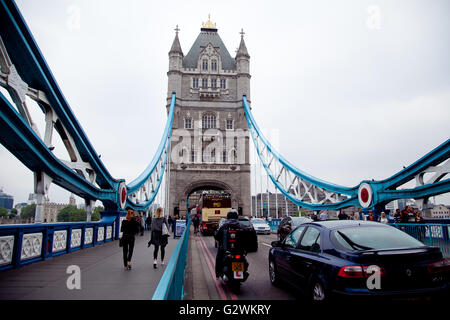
152;218;191;300
391;223;450;256
268;218;282;232
0;212;124;271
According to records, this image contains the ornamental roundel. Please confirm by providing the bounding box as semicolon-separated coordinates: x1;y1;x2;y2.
358;182;373;208
118;182;127;210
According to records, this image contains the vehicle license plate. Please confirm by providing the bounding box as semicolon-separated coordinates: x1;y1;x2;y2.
232;262;244;272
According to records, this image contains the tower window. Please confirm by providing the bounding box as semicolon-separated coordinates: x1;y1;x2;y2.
185;118;192;129
226;119;233;130
220;79;226;89
193;78;199;88
211;59;217;71
202;59;208;71
202;78;208;88
202;114;216;129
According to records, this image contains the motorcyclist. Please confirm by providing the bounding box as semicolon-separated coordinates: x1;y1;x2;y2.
214;209;242;279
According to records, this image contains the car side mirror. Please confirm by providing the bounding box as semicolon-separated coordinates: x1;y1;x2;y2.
271;241;281;248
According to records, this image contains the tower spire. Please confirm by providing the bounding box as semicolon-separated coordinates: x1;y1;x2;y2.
169;25;183;55
236;28;249;58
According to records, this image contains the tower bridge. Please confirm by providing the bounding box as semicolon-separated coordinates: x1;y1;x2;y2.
0;0;449;301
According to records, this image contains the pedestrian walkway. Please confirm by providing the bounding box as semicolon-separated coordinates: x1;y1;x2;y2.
184;225;219;300
0;230;178;300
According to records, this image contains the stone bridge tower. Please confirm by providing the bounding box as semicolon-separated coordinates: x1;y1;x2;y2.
166;17;251;217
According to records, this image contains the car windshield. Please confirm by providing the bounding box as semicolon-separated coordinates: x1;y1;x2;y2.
239;218;251;227
291;217;311;226
330;226;425;251
251;219;267;224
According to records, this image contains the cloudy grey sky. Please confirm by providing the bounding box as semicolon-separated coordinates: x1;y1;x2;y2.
1;0;449;206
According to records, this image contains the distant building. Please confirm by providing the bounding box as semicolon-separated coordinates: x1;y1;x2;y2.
0;188;14;210
28;193;37;205
43;201;67;223
69;194;76;206
426;205;450;219
396;199;408;211
14;202;28;216
252;193;302;218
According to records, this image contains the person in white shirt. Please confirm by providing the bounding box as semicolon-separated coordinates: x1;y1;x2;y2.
319;211;328;221
379;211;389;224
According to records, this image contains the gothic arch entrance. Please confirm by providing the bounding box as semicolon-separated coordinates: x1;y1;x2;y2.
182;180;240;212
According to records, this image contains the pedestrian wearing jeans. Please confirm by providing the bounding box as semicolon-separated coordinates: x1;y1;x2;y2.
121;209;139;270
148;207;170;268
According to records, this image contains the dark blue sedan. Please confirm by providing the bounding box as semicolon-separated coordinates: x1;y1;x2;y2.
268;220;450;300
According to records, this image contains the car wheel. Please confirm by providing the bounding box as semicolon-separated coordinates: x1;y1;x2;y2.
311;279;327;301
269;260;280;286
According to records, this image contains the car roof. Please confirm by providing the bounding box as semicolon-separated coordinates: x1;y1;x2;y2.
303;220;386;230
291;217;312;221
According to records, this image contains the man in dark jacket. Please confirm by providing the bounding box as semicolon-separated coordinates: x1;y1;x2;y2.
214;209;242;278
338;209;348;220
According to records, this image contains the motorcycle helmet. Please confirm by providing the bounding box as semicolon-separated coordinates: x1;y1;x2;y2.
227;209;239;220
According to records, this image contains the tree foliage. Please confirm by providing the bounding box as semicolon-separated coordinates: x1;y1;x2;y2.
0;207;7;218
92;206;103;221
20;204;36;219
57;205;86;222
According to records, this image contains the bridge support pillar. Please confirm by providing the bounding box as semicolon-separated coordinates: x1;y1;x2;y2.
33;171;52;223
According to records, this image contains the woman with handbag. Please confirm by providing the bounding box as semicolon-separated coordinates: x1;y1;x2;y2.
120;209;139;270
148;207;170;268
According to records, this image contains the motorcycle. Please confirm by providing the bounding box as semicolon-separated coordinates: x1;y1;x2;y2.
218;227;249;292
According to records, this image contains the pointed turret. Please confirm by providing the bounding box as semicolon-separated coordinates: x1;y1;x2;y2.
167;25;183;99
169;27;183;56
236;31;249;59
236;29;250;100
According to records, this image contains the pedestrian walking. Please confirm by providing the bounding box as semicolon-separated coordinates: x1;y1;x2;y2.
139;213;145;235
415;210;425;242
146;213;152;231
379;211;388;224
319;211;328;221
120;209;139;270
192;212;200;235
357;208;363;220
366;210;375;221
148;207;170;269
338;209;348;220
394;209;401;223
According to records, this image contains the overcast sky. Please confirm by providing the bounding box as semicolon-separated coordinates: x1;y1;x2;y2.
1;0;449;207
